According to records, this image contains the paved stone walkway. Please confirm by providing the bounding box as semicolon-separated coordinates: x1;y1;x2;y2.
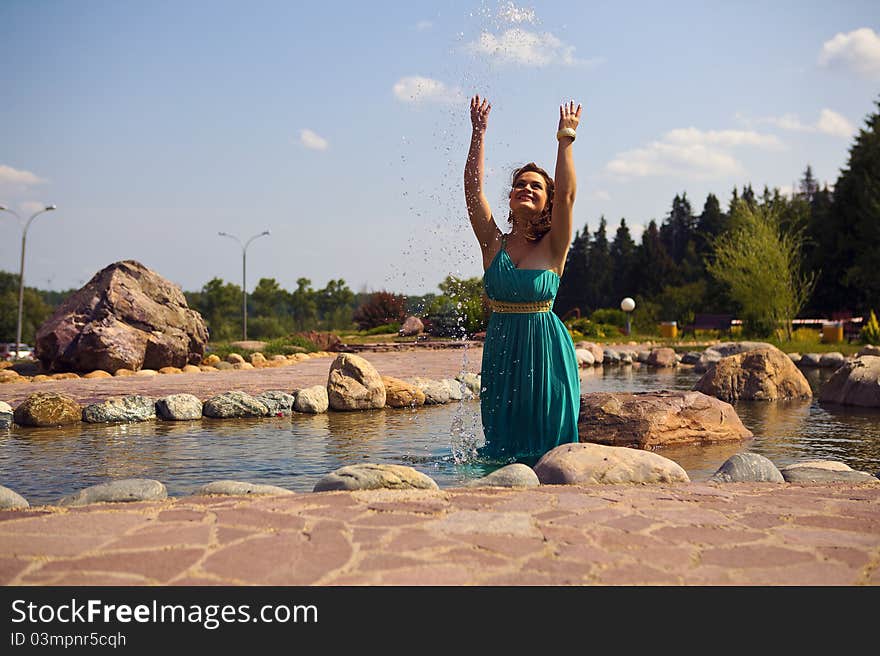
2;482;878;585
0;348;484;406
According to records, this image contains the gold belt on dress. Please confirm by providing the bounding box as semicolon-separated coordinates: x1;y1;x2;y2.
488;299;553;314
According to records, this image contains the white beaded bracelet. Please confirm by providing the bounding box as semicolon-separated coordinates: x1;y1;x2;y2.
556;127;577;141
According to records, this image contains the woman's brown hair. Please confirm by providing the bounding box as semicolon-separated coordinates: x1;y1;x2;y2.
508;162;555;241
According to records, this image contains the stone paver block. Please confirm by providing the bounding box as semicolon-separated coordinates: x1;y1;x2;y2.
700;545;816;568
34;548;205;583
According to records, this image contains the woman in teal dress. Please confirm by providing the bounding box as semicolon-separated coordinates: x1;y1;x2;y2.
464;95;582;464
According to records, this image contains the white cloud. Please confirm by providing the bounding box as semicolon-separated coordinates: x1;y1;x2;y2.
664;127;782;148
497;2;536;24
415;20;432;31
606;127;780;180
590;190;611;201
299;129;328;151
0;164;46;187
392;76;463;104
816;109;856;138
467;28;600;68
819;27;880;77
759;109;855;139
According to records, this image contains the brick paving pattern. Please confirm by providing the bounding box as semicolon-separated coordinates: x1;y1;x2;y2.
1;482;877;586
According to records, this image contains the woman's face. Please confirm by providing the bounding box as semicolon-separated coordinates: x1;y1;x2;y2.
509;171;548;216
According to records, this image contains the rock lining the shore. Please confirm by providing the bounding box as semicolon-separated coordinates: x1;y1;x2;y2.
56;478;168;507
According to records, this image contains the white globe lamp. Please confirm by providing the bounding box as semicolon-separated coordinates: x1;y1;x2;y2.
620;297;635;335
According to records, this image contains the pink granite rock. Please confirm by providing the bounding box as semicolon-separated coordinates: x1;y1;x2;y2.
35;260;208;372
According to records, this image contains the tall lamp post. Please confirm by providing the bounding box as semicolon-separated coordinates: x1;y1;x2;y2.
620;297;635;337
0;204;57;359
218;230;270;340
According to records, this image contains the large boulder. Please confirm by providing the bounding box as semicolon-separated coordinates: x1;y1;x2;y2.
34;260;209;372
818;355;880;407
534;442;690;485
578;390;753;449
327;354;386;410
693;346;813;402
399;316;425;337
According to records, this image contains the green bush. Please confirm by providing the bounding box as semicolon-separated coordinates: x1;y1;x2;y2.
565;317;621;339
862;310;880;345
590;308;627;328
361;322;401;336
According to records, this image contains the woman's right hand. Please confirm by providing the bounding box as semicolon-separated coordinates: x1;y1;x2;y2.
470;95;491;134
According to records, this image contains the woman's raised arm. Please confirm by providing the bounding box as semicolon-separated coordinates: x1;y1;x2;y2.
464;95;497;252
549;101;582;264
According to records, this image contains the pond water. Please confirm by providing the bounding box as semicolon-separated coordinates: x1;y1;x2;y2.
2;365;879;505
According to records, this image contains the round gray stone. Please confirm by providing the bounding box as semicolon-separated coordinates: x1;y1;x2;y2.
82;395;156;423
819;352;846;369
411;377;451;405
313;464;439;492
57;479;167;506
156;393;203;420
799;353;822;367
681;351;702;365
603;348;621;363
709;453;784;483
780;467;878;484
0;484;29;509
294;385;329;413
203;391;268;418
466;463;540;488
193;480;294;496
254;390;296;416
215;361;234;371
0;400;12;429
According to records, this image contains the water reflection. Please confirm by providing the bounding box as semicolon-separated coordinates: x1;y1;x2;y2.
2;366;879;504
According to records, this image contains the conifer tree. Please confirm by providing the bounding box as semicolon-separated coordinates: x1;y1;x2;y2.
609;218;637;303
554;223;590;318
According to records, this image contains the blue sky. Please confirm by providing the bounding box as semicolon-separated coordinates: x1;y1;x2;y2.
1;0;878;297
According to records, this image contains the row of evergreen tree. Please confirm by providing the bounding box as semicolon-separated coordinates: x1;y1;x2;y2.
555;100;880;327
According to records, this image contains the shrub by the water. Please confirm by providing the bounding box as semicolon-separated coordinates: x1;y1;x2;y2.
862;310;880;345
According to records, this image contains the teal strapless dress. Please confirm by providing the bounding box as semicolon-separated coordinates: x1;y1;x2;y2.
479;239;581;464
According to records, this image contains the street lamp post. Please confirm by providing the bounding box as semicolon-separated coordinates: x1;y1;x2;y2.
0;204;57;359
218;230;270;340
620;297;636;337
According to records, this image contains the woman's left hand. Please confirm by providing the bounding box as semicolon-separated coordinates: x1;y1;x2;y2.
558;100;582;133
